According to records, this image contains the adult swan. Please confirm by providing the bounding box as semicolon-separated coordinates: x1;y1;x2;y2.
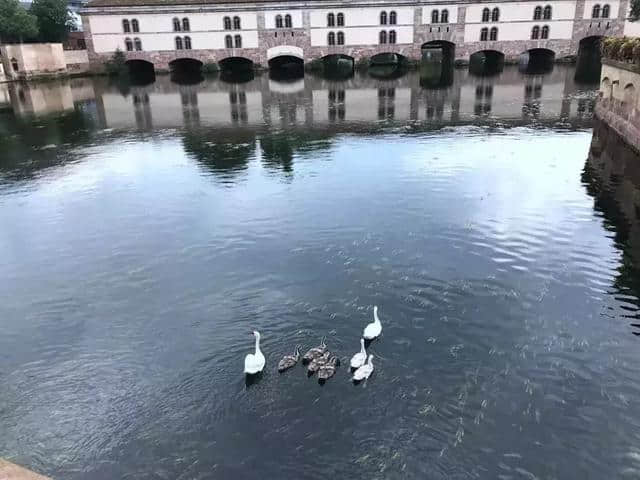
244;330;266;375
363;306;382;340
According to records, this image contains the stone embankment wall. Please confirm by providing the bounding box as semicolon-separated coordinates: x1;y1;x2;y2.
597;59;640;152
0;44;90;81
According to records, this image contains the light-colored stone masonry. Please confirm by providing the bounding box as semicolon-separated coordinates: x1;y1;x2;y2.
80;0;635;71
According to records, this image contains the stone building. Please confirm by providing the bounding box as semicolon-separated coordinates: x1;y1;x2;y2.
80;0;635;72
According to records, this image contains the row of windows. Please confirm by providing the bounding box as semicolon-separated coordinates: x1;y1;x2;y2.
175;36;192;49
533;5;553;20
275;14;292;28
380;11;397;25
327;31;345;45
479;27;498;41
125;16;242;33
124;37;142;51
122;19;139;33
430;9;450;23
326;12;344;27
592;4;611;18
173;17;189;31
225;34;243;48
531;24;550;39
481;8;500;22
379;30;397;44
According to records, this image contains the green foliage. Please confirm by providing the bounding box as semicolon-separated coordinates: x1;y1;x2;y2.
0;0;38;42
602;36;640;63
631;0;640;21
202;62;220;74
105;48;128;76
30;0;72;42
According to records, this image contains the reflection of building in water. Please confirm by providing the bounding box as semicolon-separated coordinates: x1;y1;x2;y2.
1;66;596;129
583;117;640;335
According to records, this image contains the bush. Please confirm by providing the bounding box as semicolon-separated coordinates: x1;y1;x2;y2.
602;37;640;63
355;57;370;70
202;62;219;74
105;48;127;76
620;39;635;61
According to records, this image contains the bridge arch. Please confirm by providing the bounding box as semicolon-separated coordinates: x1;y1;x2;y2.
218;56;255;83
576;35;603;82
125;59;155;84
267;45;303;61
469;50;505;76
169;58;204;83
320;54;354;79
268;54;304;80
521;48;555;73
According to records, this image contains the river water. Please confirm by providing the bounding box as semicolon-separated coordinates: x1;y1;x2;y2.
1;65;640;479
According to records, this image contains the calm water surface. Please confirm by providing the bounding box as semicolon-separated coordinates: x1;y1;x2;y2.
2;65;640;479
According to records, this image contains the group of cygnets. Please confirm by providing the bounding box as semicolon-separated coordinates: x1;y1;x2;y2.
243;306;382;384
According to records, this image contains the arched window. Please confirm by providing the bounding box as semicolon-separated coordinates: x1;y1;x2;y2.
328;31;335;45
131;19;139;32
182;18;190;31
234;34;242;47
125;37;133;51
184;36;191;49
543;5;552;19
275;14;283;28
134;37;142;50
389;30;396;44
531;25;540;39
432;9;439;23
172;18;180;31
175;36;183;49
123;19;131;33
533;6;542;19
327;13;335;26
480;27;488;40
491;8;500;21
441;9;449;23
285;14;292;27
489;26;498;40
390;11;397;24
592;4;601;18
233;16;241;29
380;11;387;24
225;34;233;48
602;4;610;18
337;13;344;26
379;30;387;44
337;31;344;45
10;57;18;72
224;16;231;30
482;8;490;22
541;25;549;38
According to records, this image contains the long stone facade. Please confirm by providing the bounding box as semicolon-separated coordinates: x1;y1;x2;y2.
80;0;635;72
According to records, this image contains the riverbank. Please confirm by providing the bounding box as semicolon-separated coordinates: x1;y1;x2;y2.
595;59;640;153
0;459;51;480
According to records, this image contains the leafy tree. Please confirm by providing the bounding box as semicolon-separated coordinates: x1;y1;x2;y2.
30;0;71;42
631;0;640;21
0;0;38;43
105;48;128;76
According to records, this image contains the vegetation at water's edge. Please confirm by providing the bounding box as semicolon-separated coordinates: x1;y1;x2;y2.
602;37;640;64
0;0;72;43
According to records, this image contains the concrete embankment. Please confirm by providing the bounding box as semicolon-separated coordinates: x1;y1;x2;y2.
0;459;51;480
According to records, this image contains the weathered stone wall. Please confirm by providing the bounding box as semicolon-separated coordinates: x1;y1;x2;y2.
596;60;640;153
0;44;67;80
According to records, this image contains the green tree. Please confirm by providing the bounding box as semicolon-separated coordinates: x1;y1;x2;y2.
30;0;71;42
0;0;38;43
631;0;640;21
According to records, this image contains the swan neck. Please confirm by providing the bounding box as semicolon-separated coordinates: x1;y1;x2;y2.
254;334;261;354
374;310;380;324
360;339;366;354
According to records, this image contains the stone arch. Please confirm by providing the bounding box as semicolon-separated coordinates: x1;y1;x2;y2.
267;45;304;61
268;54;304;80
370;52;406;66
469;50;505;76
169;58;204;84
623;83;636;109
125;59;156;84
601;76;611;98
522;47;555;72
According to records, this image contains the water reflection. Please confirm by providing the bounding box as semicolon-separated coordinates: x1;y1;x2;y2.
0;66;597;132
584;117;640;336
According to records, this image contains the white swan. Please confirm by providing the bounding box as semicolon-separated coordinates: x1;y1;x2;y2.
244;330;265;375
350;338;367;369
353;354;374;382
363;306;382;340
